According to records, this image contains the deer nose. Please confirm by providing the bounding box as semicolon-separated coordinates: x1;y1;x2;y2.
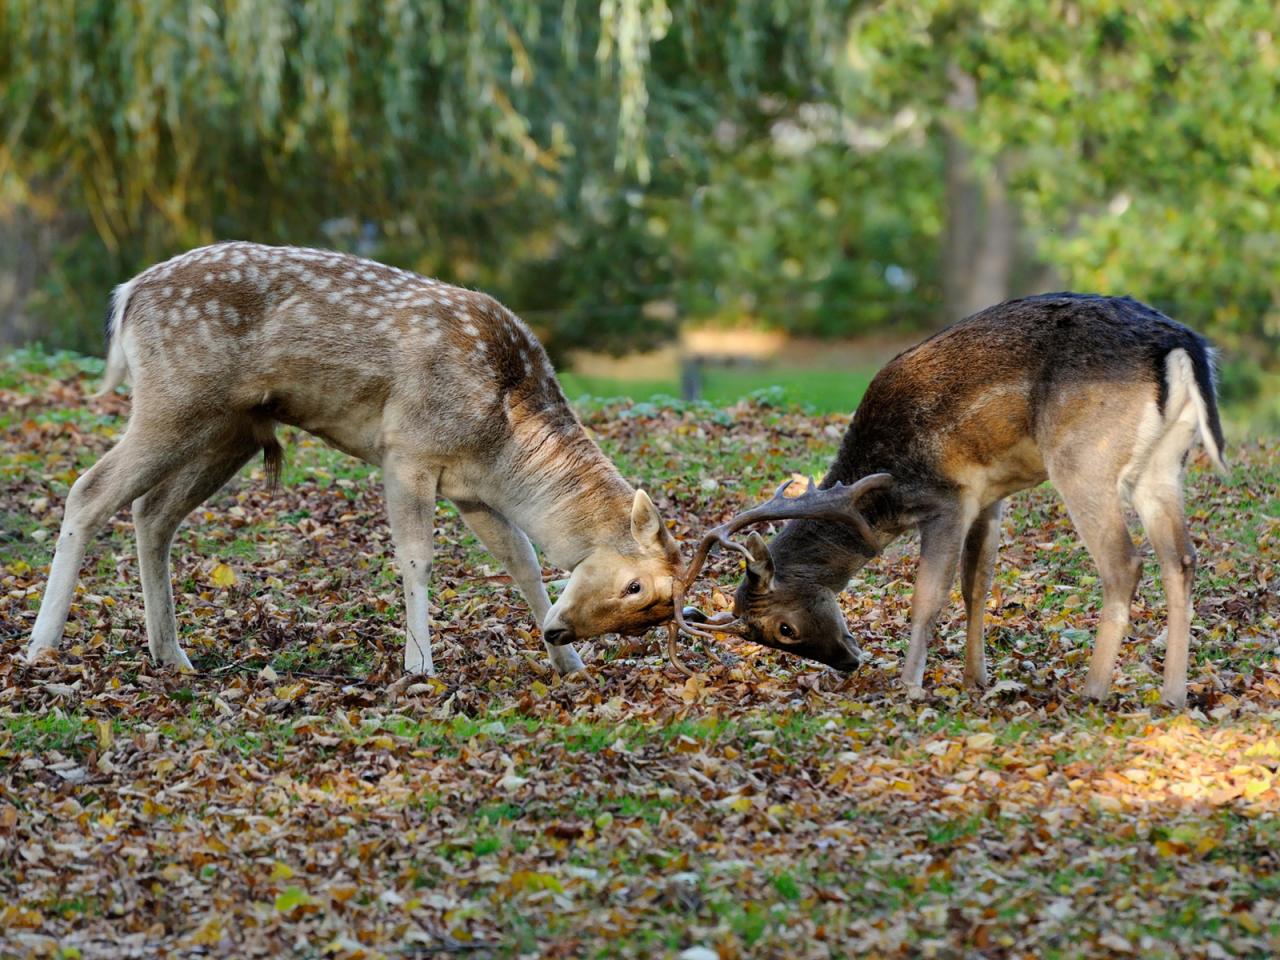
543;625;575;646
838;633;865;671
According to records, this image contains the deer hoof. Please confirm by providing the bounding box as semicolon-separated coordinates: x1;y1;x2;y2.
25;642;56;665
1081;678;1112;702
1160;684;1187;710
963;671;988;692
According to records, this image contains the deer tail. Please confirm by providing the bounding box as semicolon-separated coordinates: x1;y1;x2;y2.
92;277;138;398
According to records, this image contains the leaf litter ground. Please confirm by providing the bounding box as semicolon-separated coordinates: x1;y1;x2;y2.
1;354;1278;958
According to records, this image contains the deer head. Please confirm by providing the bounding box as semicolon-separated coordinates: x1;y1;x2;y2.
542;489;681;645
674;474;893;670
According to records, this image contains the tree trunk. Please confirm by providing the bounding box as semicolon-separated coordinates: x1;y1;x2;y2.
940;67;1017;323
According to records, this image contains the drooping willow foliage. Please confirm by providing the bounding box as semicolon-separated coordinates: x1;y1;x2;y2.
1;0;866;350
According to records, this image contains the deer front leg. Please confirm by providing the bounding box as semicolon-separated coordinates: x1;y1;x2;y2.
384;460;439;676
902;515;967;695
456;500;584;674
959;500;1004;690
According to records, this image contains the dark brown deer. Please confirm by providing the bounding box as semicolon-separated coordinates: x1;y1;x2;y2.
26;242;683;677
676;294;1225;707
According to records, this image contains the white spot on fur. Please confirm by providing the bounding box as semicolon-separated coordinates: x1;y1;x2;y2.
463;323;479;337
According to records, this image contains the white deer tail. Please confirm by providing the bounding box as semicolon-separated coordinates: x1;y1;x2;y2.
93;277;138;398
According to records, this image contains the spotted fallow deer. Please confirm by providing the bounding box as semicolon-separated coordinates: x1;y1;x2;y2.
25;242;682;676
676;294;1225;708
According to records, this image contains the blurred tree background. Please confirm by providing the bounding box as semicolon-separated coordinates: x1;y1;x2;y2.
2;0;1278;423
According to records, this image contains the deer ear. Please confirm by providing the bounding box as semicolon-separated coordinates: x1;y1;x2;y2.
743;531;775;592
630;489;664;550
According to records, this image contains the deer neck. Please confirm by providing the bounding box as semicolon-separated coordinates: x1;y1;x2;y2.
770;517;883;589
770;427;900;588
488;398;637;570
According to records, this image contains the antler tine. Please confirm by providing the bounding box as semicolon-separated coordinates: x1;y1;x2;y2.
672;472;893;642
672;546;751;641
673;479;812;595
756;471;891;545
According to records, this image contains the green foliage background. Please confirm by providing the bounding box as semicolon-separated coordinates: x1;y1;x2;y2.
2;0;1278;420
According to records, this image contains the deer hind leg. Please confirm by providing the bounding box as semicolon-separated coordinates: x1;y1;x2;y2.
455;500;584;675
960;500;1004;690
902;513;969;694
27;427;196;662
1051;476;1142;702
1130;442;1198;709
384;458;439;675
133;437;258;669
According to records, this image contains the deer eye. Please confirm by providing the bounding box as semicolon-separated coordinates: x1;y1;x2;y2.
778;622;796;639
624;580;643;597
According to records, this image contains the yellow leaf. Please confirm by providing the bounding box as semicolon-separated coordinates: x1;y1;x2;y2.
274;683;307;701
1233;910;1262;934
209;563;237;588
1243;777;1272;800
1244;739;1280;759
270;862;295;881
681;674;707;703
529;680;549;698
510;870;564;893
274;886;311;912
96;718;113;751
187;916;222;946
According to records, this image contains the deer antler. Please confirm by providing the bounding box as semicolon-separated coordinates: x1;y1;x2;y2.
669;473;894;653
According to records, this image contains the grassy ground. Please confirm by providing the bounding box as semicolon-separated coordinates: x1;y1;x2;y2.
1;350;1278;958
558;367;877;414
